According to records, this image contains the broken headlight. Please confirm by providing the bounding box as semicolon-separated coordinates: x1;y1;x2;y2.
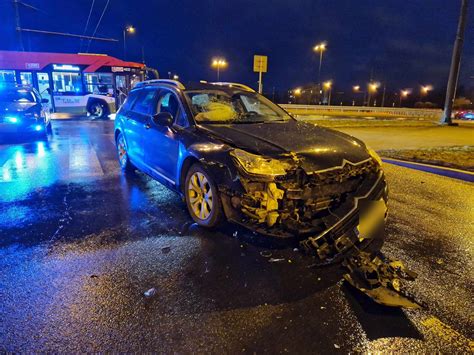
367;147;383;166
230;149;291;176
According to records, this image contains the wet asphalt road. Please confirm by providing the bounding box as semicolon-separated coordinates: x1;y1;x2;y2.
0;121;473;353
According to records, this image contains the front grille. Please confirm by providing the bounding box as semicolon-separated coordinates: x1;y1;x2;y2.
273;159;381;234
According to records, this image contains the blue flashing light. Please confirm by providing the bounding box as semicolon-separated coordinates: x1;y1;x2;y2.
34;125;43;131
6;116;19;123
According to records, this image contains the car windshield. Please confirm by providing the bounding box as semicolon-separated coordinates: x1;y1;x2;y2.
185;90;292;123
0;88;37;103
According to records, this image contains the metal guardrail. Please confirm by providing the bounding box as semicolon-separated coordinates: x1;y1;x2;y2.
280;104;443;119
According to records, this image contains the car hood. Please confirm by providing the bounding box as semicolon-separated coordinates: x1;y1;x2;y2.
199;120;371;172
0;102;38;114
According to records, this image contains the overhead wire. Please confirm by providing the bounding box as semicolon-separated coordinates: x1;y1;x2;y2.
85;0;110;53
79;0;95;52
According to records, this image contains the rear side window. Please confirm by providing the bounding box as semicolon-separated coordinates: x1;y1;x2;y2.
132;89;156;115
121;90;140;111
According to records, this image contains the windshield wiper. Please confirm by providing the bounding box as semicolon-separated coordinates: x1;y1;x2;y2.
232;120;266;124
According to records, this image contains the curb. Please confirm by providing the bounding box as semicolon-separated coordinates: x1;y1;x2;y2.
382;158;474;183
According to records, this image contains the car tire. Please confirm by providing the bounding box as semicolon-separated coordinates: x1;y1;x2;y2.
116;132;135;173
89;101;108;119
185;163;224;228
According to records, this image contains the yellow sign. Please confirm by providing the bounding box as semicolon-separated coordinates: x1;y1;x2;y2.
253;55;268;73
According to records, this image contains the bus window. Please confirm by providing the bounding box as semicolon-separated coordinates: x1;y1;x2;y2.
0;70;16;83
52;72;83;93
84;73;113;95
20;72;33;85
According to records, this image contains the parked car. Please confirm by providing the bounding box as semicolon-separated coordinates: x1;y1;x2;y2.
454;110;474;120
114;80;388;262
0;85;52;138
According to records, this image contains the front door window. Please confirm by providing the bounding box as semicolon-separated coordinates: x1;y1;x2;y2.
115;75;129;107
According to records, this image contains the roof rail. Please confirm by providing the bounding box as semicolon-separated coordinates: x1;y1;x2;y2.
135;79;185;90
209;82;256;92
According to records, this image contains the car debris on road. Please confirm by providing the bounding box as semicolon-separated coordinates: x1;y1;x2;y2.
143;288;157;298
342;251;420;308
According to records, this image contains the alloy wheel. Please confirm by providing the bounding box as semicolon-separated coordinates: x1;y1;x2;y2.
187;172;213;220
117;134;128;168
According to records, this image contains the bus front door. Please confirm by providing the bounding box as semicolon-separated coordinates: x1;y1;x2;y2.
115;75;129;109
37;72;53;112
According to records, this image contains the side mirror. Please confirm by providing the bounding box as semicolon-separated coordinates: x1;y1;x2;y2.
152;112;173;127
41;98;49;104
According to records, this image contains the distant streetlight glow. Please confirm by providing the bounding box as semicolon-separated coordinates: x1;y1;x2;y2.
173;74;179;80
369;82;379;92
313;42;327;52
123;25;136;60
353;85;360;92
400;89;410;107
211;57;227;81
421;85;433;95
293;88;302;96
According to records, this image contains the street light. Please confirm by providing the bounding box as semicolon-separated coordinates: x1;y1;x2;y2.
173;74;179;80
323;80;332;105
123;25;136;60
293;88;302;96
400;89;410;107
313;42;327;86
421;85;433;96
367;82;379;106
353;85;362;106
211;58;227;81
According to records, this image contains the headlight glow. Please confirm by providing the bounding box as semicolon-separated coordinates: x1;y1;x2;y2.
367;147;383;166
6;116;19;123
230;149;291;176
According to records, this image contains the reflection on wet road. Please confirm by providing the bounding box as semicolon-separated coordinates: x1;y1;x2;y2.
0;121;473;352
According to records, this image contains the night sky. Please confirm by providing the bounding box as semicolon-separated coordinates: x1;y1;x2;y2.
1;0;472;94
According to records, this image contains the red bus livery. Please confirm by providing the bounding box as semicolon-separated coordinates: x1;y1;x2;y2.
0;50;156;118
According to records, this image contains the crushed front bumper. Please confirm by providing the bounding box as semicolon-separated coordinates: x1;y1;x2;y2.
219;159;388;260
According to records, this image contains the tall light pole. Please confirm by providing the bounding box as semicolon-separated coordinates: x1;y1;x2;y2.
313;42;327;104
400;90;409;107
353;85;363;106
323;81;332;105
420;85;433;100
211;58;227;81
441;0;469;125
367;82;379;107
123;25;135;60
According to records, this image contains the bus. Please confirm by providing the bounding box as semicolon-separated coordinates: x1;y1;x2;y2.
0;50;158;118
